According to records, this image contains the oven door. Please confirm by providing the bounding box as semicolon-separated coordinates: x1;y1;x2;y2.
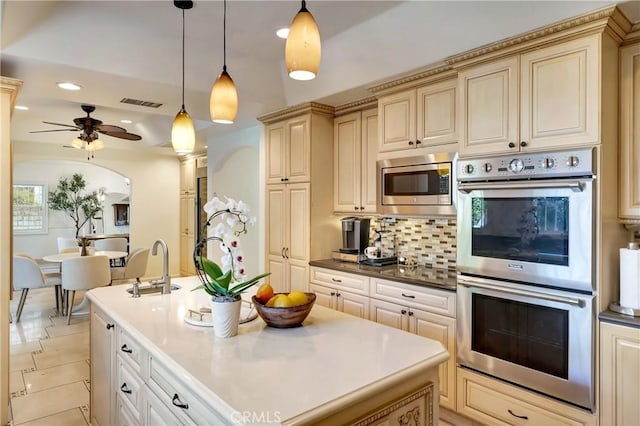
457;178;593;292
457;275;595;410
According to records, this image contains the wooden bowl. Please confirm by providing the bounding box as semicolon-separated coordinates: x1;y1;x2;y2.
251;293;316;328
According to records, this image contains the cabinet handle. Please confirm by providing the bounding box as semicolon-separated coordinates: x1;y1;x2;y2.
331;278;342;283
284;178;289;182
508;142;516;148
120;383;132;394
508;409;528;420
285;248;289;259
172;394;189;409
120;344;132;354
354;206;359;211
520;141;527;147
401;293;415;299
401;309;407;315
106;323;114;330
408;311;414;316
360;206;364;210
336;292;341;297
415;140;421;145
281;248;285;259
280;178;285;182
408;140;414;145
331;292;336;296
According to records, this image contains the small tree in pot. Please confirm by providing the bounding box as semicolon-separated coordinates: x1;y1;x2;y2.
49;173;103;238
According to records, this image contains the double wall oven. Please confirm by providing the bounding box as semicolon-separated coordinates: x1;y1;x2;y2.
456;148;596;410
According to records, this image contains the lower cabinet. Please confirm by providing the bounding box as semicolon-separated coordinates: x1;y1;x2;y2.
310;283;370;318
90;306;116;426
599;321;640;426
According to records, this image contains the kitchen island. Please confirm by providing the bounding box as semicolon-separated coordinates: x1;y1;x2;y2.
87;276;448;425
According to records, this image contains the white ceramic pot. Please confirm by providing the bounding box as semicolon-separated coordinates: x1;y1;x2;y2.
211;298;242;338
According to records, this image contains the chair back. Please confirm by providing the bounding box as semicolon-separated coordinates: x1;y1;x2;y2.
13;255;46;290
60;247;79;254
57;237;78;253
61;255;111;291
124;248;150;280
94;238;128;252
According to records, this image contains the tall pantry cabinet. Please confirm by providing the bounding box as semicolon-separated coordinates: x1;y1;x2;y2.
258;103;340;293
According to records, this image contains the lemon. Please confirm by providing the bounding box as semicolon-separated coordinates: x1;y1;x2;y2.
272;294;295;308
288;291;308;306
265;295;280;307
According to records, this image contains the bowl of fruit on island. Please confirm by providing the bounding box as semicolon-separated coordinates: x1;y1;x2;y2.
252;284;316;328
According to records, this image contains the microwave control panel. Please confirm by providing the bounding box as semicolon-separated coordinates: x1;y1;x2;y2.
457;148;595;181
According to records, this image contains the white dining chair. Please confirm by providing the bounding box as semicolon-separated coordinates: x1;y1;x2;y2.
13;254;62;322
57;237;78;253
110;248;150;285
94;238;128;266
61;255;111;325
59;246;79;254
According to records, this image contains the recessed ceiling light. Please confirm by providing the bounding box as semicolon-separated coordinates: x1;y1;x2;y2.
15;105;29;111
120;119;133;124
56;81;82;91
276;27;289;39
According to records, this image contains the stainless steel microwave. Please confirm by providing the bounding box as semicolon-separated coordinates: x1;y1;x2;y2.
377;153;456;216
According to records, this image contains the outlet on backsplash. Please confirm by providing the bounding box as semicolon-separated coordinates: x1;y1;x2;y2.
369;217;457;270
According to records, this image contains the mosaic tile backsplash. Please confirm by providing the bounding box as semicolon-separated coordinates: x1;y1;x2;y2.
369;217;457;270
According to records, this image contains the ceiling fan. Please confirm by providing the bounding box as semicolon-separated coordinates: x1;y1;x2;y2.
30;104;142;158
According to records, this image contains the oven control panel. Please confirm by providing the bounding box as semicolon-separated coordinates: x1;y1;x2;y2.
457;148;595;181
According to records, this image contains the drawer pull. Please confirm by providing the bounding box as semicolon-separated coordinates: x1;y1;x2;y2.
172;393;189;410
508;409;528;420
120;383;132;394
120;344;132;354
401;309;407;315
331;278;342;283
106;323;114;330
401;293;415;299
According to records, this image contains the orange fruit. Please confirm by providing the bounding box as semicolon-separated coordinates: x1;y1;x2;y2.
288;291;308;306
255;283;274;304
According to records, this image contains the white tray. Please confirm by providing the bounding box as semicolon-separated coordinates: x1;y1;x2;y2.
184;301;258;327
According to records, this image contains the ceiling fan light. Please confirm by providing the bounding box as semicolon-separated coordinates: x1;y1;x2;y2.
285;2;321;81
171;109;195;154
71;138;83;149
92;139;105;150
210;70;238;124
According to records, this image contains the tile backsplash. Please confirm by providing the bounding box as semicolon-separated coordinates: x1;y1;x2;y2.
369;217;457;270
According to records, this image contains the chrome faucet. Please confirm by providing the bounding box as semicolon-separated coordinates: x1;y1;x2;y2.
151;239;171;294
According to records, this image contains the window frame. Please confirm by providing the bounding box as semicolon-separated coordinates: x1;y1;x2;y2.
13;182;49;235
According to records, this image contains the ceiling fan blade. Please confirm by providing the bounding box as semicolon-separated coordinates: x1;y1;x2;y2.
95;124;127;133
30;129;79;133
99;131;142;141
42;121;81;129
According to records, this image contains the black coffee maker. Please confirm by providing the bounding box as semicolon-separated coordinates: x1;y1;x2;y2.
339;217;370;254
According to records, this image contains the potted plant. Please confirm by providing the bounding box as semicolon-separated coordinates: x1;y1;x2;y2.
192;196;270;338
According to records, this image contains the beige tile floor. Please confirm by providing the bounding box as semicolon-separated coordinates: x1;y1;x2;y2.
9;287;90;426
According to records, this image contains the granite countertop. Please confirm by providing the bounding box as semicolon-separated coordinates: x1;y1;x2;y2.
599;309;640;329
309;259;457;291
87;276;448;424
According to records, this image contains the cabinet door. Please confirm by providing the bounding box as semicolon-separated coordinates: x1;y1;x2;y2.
360;109;378;213
337;291;370;319
265;122;286;184
520;35;599;149
180;158;195;193
143;386;181;426
310;283;335;310
378;90;416;152
91;307;115;426
180;193;195;236
286;183;309;264
180;234;195;276
369;298;406;330
620;42;640;219
266;185;286;259
458;56;519;156
600;322;640;426
334;112;362;213
267;255;286;293
286;116;311;183
416;79;458;147
409;308;456;411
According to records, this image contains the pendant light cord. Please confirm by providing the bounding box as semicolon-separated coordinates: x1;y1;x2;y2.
181;7;186;109
222;0;227;72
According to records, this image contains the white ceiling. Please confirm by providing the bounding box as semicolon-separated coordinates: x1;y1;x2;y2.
2;0;638;154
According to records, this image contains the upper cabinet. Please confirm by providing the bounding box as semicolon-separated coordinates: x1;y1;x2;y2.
378;78;458;153
458;35;600;156
265;115;310;184
334;108;378;213
179;158;196;194
620;41;640;221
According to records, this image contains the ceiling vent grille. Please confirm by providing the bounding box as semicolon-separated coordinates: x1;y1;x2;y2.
120;98;163;108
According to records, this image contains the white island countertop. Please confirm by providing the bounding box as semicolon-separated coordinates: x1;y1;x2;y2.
87;276;449;424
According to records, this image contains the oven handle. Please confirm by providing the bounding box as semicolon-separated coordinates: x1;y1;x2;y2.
457;180;588;194
458;278;585;307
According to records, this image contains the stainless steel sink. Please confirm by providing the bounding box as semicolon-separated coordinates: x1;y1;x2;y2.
126;284;181;295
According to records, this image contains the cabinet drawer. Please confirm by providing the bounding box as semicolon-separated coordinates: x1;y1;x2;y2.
116;356;144;418
371;278;455;317
149;356;227;425
117;328;145;375
116;392;141;426
310;266;369;295
457;368;595;426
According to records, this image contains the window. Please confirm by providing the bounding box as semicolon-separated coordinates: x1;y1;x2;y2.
13;183;48;234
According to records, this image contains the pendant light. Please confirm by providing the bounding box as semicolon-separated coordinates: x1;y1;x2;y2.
171;0;195;154
210;0;238;124
285;0;321;81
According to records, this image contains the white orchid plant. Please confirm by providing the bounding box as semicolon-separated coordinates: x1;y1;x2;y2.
192;196;270;302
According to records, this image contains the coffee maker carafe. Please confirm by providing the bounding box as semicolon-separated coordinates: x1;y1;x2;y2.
340;217;370;254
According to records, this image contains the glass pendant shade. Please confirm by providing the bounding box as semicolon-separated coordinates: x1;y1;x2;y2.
71;138;83;149
285;3;321;81
92;139;105;150
171;108;196;154
210;69;238;124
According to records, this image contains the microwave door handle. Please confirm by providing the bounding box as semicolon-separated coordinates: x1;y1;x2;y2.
458;279;585;307
457;180;587;194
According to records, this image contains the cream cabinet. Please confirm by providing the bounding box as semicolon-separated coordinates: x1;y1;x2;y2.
334;108;378;213
91;305;116;426
265;115;310;184
458;35;600;156
179;192;196;276
599;321;640;426
378;78;458;153
179;158;195;194
620;42;640;220
309;266;371;319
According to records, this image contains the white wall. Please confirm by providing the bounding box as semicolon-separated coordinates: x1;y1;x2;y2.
12;141;181;279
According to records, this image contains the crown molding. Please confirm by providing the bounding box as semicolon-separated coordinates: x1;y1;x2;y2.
257;102;334;124
1;77;23;115
623;22;640;44
334;97;378;116
368;64;454;95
